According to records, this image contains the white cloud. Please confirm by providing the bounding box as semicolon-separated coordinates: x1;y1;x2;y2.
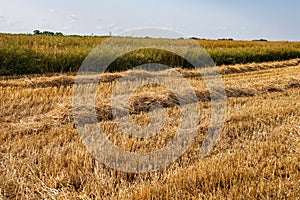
68;14;78;23
62;14;79;31
0;15;5;22
96;25;104;30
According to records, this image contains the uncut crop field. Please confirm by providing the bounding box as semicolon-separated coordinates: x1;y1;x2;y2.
1;33;300;75
0;58;299;199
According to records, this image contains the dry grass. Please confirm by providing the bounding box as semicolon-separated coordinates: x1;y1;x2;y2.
0;59;299;199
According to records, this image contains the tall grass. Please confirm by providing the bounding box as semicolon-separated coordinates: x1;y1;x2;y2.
1;33;300;75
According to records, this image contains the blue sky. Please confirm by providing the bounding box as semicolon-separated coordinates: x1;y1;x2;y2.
0;0;299;41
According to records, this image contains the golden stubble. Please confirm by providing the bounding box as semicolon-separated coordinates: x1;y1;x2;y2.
0;59;299;199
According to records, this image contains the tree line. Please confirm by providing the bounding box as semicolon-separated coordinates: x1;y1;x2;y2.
33;30;63;36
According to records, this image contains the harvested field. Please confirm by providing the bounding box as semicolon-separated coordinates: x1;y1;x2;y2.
0;59;299;199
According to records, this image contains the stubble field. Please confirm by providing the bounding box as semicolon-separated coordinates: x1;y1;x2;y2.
0;57;299;199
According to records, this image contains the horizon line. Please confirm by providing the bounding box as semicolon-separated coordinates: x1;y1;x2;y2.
0;31;299;42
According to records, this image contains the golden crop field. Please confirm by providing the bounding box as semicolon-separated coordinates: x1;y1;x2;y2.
0;57;299;199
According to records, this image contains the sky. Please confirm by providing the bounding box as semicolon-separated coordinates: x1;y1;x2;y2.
0;0;299;41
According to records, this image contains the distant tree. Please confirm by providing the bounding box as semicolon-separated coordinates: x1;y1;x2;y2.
55;32;63;36
191;37;207;40
33;30;41;35
33;30;64;36
42;31;55;35
218;38;234;41
253;39;268;42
